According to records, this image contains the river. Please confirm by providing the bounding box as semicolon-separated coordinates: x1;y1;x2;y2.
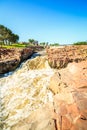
0;51;55;130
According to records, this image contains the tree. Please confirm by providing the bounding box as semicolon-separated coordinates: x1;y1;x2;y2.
40;42;48;46
73;41;87;45
9;34;19;43
0;25;6;43
0;24;19;45
28;39;39;46
50;43;59;46
4;28;12;44
28;39;35;44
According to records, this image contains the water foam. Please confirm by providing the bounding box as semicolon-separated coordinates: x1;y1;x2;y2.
0;56;54;130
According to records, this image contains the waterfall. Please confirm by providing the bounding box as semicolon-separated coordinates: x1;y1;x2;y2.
0;53;55;130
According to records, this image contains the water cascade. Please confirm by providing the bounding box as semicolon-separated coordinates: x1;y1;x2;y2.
0;55;55;130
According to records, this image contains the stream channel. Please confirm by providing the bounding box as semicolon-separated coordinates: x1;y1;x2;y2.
0;51;55;130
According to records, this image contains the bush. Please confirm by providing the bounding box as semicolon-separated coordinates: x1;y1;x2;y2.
50;43;59;46
73;41;87;45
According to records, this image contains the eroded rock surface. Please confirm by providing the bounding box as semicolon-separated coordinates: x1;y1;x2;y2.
0;48;33;74
49;60;87;129
47;45;87;69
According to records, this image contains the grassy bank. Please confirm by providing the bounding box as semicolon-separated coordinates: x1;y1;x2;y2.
0;43;28;49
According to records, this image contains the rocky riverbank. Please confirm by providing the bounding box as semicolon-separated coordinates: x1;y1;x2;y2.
49;60;87;130
0;48;33;74
0;45;87;130
47;45;87;130
47;45;87;69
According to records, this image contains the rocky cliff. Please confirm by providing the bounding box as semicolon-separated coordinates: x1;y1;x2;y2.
0;48;33;74
47;45;87;69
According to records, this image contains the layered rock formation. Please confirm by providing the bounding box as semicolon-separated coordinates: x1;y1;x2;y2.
0;48;33;74
47;45;87;69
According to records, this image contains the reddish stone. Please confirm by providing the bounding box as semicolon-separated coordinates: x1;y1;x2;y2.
62;116;72;130
46;45;87;69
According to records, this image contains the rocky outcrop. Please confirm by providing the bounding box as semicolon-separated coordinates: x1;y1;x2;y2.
47;46;87;129
49;60;87;130
27;56;50;70
21;48;34;61
9;59;87;130
47;45;87;69
29;45;44;52
0;48;33;74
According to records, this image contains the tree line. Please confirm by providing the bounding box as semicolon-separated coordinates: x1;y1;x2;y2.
28;39;59;46
0;25;19;45
0;25;87;47
73;41;87;45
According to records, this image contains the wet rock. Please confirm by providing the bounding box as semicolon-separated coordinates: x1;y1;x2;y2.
27;56;50;70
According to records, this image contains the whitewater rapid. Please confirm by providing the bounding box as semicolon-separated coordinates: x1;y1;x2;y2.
0;55;55;130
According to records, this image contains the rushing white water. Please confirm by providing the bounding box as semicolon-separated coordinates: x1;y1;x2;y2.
0;55;55;130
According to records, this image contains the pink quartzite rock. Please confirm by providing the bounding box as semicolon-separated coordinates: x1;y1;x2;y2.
0;48;33;74
47;45;87;69
50;59;87;130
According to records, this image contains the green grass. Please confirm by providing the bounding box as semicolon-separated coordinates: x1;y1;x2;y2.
0;43;28;49
0;43;42;49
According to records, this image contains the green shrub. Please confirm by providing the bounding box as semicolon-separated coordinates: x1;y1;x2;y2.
73;41;87;45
